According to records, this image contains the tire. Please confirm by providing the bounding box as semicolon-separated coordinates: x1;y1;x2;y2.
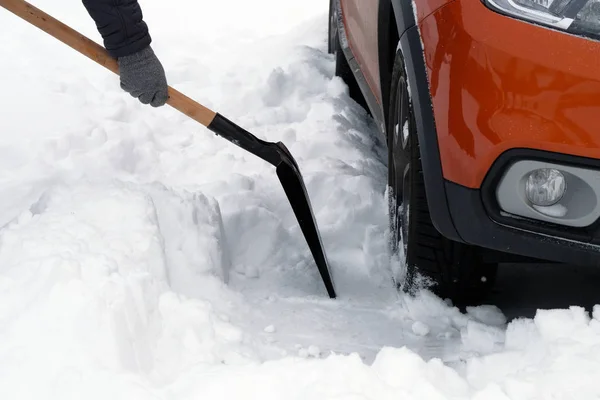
387;51;498;307
328;0;368;110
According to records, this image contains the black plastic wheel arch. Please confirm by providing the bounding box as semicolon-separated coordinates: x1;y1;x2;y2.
396;27;462;242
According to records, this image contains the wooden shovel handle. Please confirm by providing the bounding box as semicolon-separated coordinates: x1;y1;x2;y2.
0;0;217;127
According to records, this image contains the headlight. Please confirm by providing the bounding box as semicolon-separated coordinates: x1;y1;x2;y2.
484;0;600;40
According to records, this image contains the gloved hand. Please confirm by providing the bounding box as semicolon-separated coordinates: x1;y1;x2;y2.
117;46;169;107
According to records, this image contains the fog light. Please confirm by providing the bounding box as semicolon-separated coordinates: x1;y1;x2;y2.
525;168;566;207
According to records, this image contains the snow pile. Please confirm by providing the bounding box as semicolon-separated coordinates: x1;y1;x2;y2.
463;306;600;399
2;0;600;399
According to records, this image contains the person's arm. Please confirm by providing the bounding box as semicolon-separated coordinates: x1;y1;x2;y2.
82;0;168;107
82;0;150;58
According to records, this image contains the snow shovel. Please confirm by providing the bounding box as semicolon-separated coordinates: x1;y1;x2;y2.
0;0;336;299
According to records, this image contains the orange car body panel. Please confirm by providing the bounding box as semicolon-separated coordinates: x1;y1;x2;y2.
340;0;454;106
413;0;455;21
419;0;600;188
341;0;381;103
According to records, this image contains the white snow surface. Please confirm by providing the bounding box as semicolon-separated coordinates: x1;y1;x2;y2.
1;0;600;399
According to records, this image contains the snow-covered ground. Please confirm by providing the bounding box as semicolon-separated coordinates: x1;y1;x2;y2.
2;0;600;398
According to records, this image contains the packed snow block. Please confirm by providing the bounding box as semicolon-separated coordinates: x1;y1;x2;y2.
0;182;230;359
230;206;290;275
1;182;171;284
0;183;172;377
146;184;232;296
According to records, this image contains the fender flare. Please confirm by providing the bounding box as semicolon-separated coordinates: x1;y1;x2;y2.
386;0;463;241
390;0;417;34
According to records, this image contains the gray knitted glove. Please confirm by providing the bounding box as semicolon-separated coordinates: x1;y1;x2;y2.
117;46;169;107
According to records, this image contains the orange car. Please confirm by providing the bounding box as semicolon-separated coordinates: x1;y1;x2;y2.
329;0;600;305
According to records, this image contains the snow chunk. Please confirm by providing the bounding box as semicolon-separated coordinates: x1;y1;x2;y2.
466;305;507;327
534;306;591;341
412;321;431;336
307;345;321;357
147;184;232;298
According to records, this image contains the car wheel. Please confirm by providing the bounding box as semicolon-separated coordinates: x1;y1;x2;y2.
387;51;498;307
328;0;367;110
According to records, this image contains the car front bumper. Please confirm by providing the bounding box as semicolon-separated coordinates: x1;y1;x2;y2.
445;173;600;266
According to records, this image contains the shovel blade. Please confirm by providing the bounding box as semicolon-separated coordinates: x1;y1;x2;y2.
275;143;336;299
207;114;336;298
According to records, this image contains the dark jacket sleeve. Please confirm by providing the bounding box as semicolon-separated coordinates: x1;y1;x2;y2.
82;0;152;58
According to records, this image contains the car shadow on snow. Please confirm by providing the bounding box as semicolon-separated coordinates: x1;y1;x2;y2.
486;262;600;321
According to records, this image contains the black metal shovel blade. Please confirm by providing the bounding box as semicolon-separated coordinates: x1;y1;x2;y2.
274;143;336;299
207;114;336;298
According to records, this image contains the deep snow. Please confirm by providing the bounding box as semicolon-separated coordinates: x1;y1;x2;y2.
2;0;600;399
